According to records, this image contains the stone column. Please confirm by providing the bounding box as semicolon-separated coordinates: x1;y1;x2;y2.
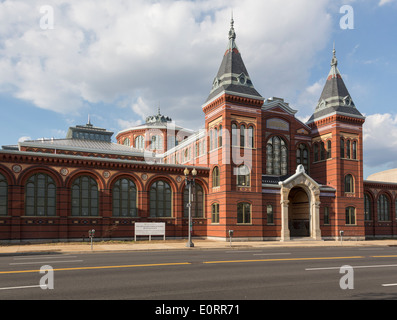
280;187;290;241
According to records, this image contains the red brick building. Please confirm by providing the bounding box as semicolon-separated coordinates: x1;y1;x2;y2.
0;20;395;242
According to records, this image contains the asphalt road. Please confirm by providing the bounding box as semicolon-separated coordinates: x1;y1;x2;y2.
1;245;397;304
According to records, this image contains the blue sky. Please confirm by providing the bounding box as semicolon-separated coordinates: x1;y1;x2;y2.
0;0;396;179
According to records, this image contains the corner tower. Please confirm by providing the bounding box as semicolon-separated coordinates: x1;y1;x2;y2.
307;47;366;240
203;18;265;241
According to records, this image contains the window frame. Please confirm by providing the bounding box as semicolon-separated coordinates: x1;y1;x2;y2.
112;178;138;217
237;202;251;224
71;175;98;217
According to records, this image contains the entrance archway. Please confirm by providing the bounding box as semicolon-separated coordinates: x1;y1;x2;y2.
279;165;322;241
288;187;310;237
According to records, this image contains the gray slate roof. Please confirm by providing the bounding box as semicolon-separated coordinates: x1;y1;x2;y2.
307;48;364;124
205;19;263;103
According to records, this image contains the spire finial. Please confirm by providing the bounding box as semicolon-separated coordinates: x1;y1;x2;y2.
331;42;338;67
87;114;92;126
229;11;236;41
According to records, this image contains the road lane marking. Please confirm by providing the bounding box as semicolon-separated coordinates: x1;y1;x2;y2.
253;253;291;256
13;255;78;260
203;256;364;264
306;264;397;271
372;255;397;258
0;285;45;291
9;260;84;266
382;283;397;287
0;262;192;275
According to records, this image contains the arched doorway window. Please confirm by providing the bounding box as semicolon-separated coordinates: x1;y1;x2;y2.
71;176;98;217
112;178;137;217
288;187;310;237
0;173;7;216
149;180;172;217
183;183;204;218
26;173;56;216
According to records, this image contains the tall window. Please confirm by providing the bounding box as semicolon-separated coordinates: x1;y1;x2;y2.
135;136;144;150
378;194;390;221
248;126;254;148
184;184;204;218
112;178;137;217
267;205;274;224
314;143;319;162
212;167;220;188
327;141;332;159
212;203;220;224
149;180;172;217
240;124;246;147
237;202;251;224
218;125;223;148
0;173;7;216
346;207;356;225
150;135;163;151
346;140;351;159
340;138;345;158
26;173;56;216
324;206;330;225
232;123;238;146
71;176;98;216
344;174;354;193
123;138;130;146
236;165;251;187
352;141;357;160
364;193;372;221
297;144;309;173
266;136;288;176
320;142;326;161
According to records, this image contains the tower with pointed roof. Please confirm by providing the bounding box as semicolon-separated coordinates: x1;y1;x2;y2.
308;46;365;239
202;17;264;240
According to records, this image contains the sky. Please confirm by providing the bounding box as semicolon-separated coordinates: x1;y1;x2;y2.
0;0;396;179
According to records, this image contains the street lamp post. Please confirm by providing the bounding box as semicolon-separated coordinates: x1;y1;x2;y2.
184;168;197;248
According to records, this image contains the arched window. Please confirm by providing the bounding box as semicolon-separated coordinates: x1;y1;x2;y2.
150;135;163;151
346;207;356;225
296;144;309;173
248;126;254;148
149;180;172;218
26;173;56;216
378;194;390;221
212;167;220;188
212;203;219;224
240;124;246;147
236;165;251;187
183;183;204;218
340;138;345;158
232;123;238;146
266;136;288;176
237;202;251;224
327;141;332;159
135;136;144;150
364;193;372;221
112;178;137;217
123;138;130;146
344;174;354;193
71;176;98;217
0;173;8;216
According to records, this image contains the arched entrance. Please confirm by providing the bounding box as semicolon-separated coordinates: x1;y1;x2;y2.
279;165;322;241
288;187;310;237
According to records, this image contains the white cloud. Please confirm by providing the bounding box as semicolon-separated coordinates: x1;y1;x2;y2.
363;113;397;169
379;0;396;6
0;0;334;129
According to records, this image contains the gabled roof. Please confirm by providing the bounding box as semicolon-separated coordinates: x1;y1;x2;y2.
307;47;365;124
205;18;263;104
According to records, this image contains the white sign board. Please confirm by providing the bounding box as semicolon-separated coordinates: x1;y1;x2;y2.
134;222;165;241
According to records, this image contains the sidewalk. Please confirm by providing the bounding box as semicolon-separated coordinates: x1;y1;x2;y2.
1;238;397;255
